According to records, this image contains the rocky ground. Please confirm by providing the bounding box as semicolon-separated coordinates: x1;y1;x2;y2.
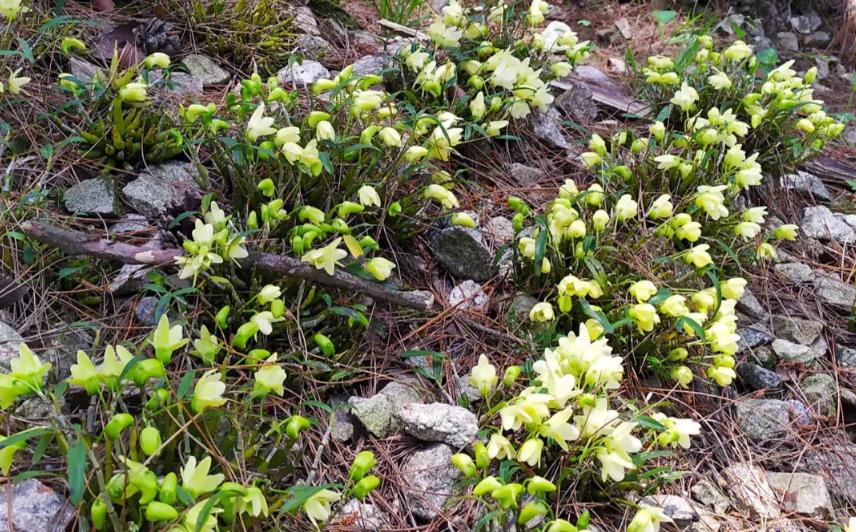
1;0;856;530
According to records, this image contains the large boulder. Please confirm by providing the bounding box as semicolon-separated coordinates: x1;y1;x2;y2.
64;178;117;216
396;402;478;448
0;479;75;531
734;398;790;441
122;161;200;218
425;224;495;281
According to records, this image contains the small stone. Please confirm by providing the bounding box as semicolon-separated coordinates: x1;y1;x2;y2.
614;17;632;39
608;57;626;73
781;171;831;202
425;225;495;281
595;27;621;46
737;363;782;391
455;374;481;403
776;32;800;52
813;272;856;309
122;161;200;218
110;264;148;295
448;280;489;312
277;60;330;87
181;54;230;86
335;500;390;530
483;216;514;247
396;402;478;448
691;480;730;514
790;13;821;34
750;346;778;369
0;321;24;370
573;65;614;87
844;125;856;146
0;479;74;531
296;35;333;61
736;323;773;352
798;445;856;504
766;472;833;518
807;31;831;46
772;338;821;365
351;54;387;76
69;57;99;83
401;443;461;520
134;296;159;325
723;464;782;519
155;72;203;95
505;293;551;336
639;495;698;527
801;206;856;244
349;378;425;438
838;346;856;368
111;214;149;233
736;288;768;321
734;398;790;441
531;106;569;150
785;399;813;426
555;82;598;123
774;262;814;284
330;409;357;442
771;315;823;346
508;162;546;186
799;373;837;416
64;178;117;215
293;5;320;35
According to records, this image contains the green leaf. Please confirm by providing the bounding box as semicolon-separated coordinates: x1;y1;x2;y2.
177;369;197;400
635;415;667;431
58;264;86;280
675;315;705;340
67;438;87;505
578;19;591;27
0;427;55;450
195;489;242;532
17;38;33;63
280;483;341;514
656;104;673;122
533;219;548;277
31;433;53;466
652;10;678;25
579;299;614;334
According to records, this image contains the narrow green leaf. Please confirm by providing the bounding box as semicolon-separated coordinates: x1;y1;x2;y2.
177;369;197;400
67;438;87;505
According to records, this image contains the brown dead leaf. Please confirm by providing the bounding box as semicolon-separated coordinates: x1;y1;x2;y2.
118;42;143;68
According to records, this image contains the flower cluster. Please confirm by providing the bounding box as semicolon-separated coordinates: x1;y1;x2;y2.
175;203;248;281
457;333;700;528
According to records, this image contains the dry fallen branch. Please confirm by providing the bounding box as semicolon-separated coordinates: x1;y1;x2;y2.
20;221;435;311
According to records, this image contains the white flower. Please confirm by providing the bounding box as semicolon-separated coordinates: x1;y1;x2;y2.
246;104;276;142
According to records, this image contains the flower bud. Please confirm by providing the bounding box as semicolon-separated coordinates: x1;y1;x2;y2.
91;498;107;530
145;501;179;522
451;453;477;478
314;333;335;357
105;413;134;439
159;472;178;504
474;442;489;469
352;475;380;499
257;178;275;197
349;451;376;481
473;476;503;496
518;500;549;524
502;365;521;387
286;415;311;439
140;426;162;457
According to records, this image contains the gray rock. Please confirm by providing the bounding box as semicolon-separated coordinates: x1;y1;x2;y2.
790;13;821;34
111;214;149;233
336;500;390;530
614;17;632;39
639;495;698;528
0;479;74;531
349;378;425;438
776;32;800;52
772;338;821;365
802;206;856;244
807;31;831;46
572;65;614;87
396;402;478;448
781;171;831;202
296;35;333;61
455;374;481;403
844;125;856;146
277;60;330;87
508;162;546;186
799;373;837;416
766;472;833;518
838;346;856;368
401;443;461;520
608;57;626;73
447;280;489;312
736;288;768;321
46;323;94;382
774;262;814;284
181;54;229;86
813;272;856;309
134;296;159;325
352;54;387;76
65;178;117;216
691;480;730;513
771;315;823;346
737;363;782;391
483;216;514;248
0;321;23;370
798;445;856;504
750;345;778;369
555;82;598;124
330;409;357;442
505;293;544;335
110;264;148;295
723;464;782;519
736;323;773;352
69;57;99;83
154;72;203;95
293;5;320;35
596;27;621;46
734;398;790;441
122;161;200;218
531;107;569;150
425;225;495;281
785;399;813;426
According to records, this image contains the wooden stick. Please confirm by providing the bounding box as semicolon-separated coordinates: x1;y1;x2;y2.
20;221;435;311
